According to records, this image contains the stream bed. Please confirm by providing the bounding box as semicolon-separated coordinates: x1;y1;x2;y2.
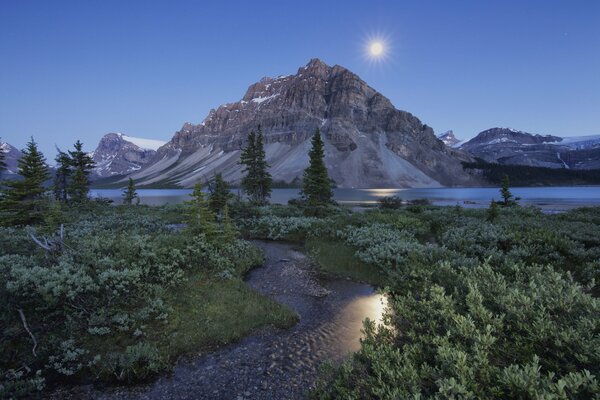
65;241;385;399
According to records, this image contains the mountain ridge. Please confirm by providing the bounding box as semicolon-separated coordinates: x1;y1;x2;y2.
120;58;477;188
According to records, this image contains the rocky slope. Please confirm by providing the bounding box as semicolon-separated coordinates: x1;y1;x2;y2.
0;141;21;176
91;133;166;177
124;58;476;188
460;128;600;169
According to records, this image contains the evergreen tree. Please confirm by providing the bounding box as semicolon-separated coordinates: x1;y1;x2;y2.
68;140;95;202
53;148;71;202
220;204;237;243
254;128;272;203
208;172;231;214
500;174;517;207
0;137;49;225
186;182;216;238
122;178;139;205
239;126;272;205
301;128;333;205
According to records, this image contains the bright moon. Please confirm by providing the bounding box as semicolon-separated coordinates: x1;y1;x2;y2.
370;42;384;57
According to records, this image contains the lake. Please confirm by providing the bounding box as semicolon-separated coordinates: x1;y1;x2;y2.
91;186;600;210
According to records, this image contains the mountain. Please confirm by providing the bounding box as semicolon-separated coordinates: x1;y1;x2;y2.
91;133;166;177
0;141;22;176
460;127;600;169
437;130;462;147
123;58;476;188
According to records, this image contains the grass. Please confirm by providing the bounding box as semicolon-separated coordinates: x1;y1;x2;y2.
159;276;298;358
80;262;298;381
305;238;386;286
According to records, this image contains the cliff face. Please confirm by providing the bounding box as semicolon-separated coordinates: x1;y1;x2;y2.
460;128;600;169
91;133;165;177
127;58;476;188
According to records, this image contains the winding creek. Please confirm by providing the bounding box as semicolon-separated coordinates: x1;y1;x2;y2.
83;241;386;400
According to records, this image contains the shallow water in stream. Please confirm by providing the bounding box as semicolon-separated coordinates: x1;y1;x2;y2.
66;241;385;400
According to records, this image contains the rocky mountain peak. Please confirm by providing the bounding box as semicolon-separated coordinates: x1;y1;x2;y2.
437;130;462;147
91;133;165;177
0;141;21;175
300;58;331;76
125;58;477;188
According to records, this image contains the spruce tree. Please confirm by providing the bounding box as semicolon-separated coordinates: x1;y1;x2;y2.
301;128;333;205
208;172;231;214
68;140;95;202
240;130;258;201
500;174;516;207
186;182;216;238
254;127;272;204
122;178;139;205
53;148;72;202
0;137;50;225
240;127;272;205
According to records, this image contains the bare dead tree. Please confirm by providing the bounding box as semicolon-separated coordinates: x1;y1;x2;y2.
27;224;66;258
16;308;37;357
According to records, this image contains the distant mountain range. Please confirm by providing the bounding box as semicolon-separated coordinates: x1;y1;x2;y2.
456;128;600;170
3;60;598;187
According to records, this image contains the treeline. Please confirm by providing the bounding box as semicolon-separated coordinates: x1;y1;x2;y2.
463;159;600;186
0;138;95;226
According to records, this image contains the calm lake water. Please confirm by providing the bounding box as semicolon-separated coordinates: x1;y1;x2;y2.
91;186;600;210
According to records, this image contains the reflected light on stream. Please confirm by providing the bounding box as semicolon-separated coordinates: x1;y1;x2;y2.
332;293;388;356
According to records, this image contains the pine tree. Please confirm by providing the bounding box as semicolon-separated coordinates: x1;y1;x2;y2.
68;140;95;202
208;172;231;214
239;127;272;205
186;182;216;238
53;148;72;202
301;128;333;205
0;137;50;225
122;178;139;205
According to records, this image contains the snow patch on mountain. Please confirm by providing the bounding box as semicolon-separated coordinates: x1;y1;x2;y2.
116;133;166;151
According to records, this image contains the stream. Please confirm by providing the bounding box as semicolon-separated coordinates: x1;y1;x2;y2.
65;241;386;399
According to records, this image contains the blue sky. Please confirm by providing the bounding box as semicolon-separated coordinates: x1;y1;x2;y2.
1;0;599;157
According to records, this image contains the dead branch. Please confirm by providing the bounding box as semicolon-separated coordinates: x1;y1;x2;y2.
17;308;37;357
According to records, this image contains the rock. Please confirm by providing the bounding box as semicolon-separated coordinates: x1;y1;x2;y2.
90;133;166;177
0;141;22;177
122;58;478;188
460;127;600;169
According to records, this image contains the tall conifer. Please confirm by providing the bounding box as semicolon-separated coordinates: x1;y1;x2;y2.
208;172;231;214
240;126;272;205
68;140;95;202
53;148;71;202
301;128;333;205
0;137;49;225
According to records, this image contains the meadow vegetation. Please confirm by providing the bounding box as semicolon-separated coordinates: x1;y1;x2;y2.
1;136;598;398
239;202;600;398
